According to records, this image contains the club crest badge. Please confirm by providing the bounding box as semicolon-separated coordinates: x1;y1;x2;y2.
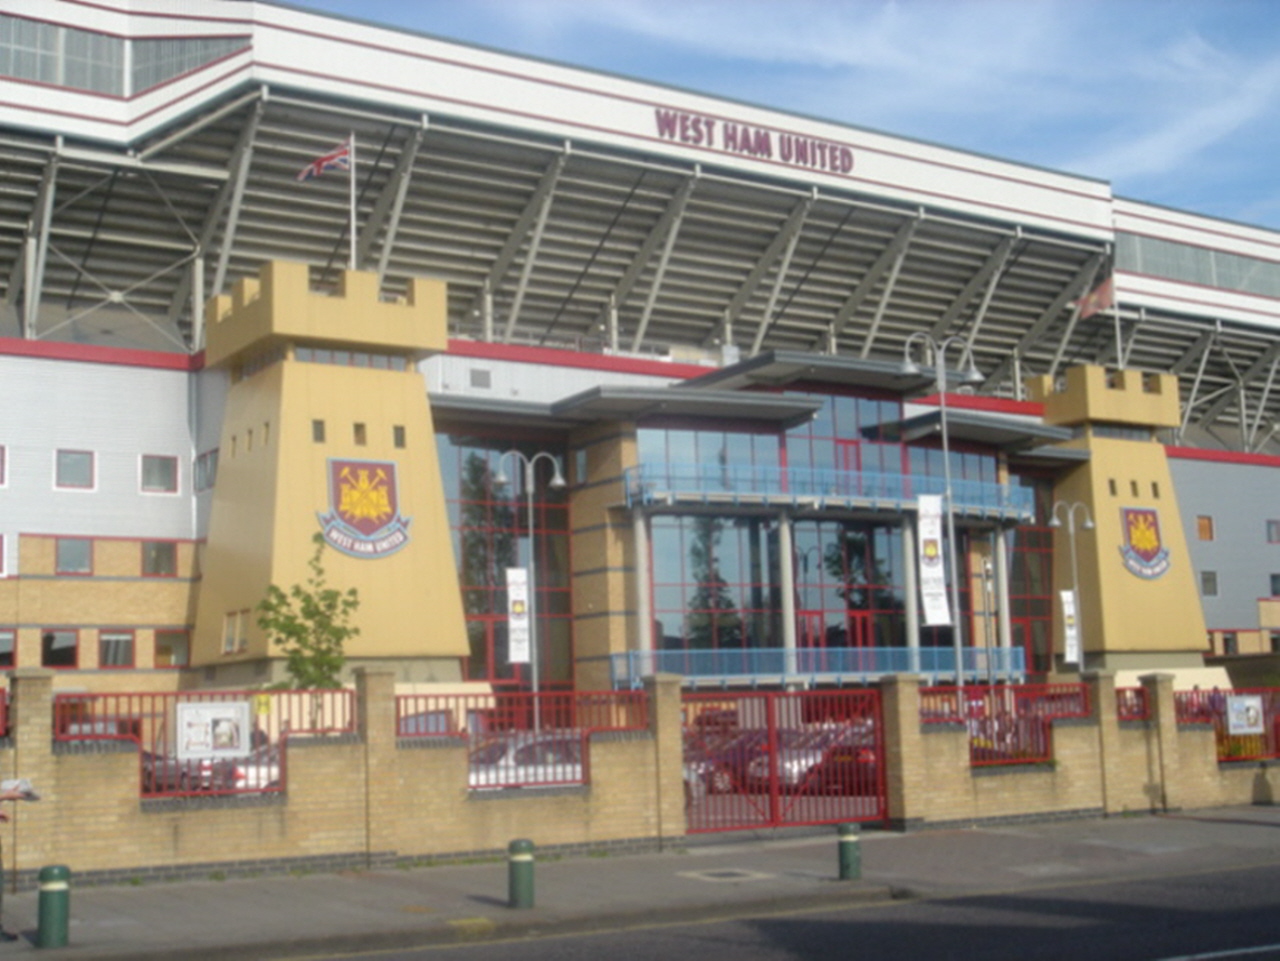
1118;507;1169;579
317;459;411;558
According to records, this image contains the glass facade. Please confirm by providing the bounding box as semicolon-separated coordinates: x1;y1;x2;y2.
439;434;571;691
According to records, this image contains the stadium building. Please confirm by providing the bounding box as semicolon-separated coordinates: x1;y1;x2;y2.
1;0;1278;698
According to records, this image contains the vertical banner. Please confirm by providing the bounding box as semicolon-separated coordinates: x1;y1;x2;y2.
506;567;530;664
917;495;951;627
1060;590;1080;665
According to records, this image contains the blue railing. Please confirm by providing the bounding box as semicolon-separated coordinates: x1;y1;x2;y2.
601;646;1027;689
624;462;1033;520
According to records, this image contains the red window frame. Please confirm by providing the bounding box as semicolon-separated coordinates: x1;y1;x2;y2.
154;630;190;668
141;540;178;578
55;449;95;490
140;454;179;494
54;537;93;576
98;629;135;669
41;629;79;669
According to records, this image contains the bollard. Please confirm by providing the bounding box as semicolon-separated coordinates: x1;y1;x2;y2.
508;839;535;909
837;823;861;881
36;865;71;949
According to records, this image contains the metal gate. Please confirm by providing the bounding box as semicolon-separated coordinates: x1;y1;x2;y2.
682;689;886;833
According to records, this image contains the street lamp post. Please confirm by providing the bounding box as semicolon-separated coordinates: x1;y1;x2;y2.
494;450;567;721
901;333;982;691
1049;500;1094;672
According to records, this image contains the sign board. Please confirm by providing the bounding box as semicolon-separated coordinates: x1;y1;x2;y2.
176;702;252;761
917;495;951;627
507;567;530;664
1227;695;1264;736
1060;590;1080;665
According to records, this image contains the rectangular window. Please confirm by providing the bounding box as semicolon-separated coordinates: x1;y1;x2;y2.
1197;516;1214;541
0;629;13;669
354;423;367;446
140;454;178;493
55;538;92;575
1269;520;1280;543
1271;573;1280;597
1201;571;1218;597
142;541;177;577
0;533;5;577
0;444;6;486
393;425;406;449
41;629;77;669
1151;481;1160;499
1272;631;1280;655
99;630;134;668
222;610;248;654
155;630;189;668
312;419;326;443
1223;632;1238;656
194;449;219;491
55;449;94;489
1108;479;1117;497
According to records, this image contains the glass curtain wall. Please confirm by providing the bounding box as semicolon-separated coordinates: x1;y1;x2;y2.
1008;476;1056;674
438;434;571;691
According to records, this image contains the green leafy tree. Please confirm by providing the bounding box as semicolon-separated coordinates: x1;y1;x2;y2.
257;533;360;688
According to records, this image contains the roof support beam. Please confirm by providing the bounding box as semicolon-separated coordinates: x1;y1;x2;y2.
210;97;266;300
929;233;1016;341
821;212;921;354
980;252;1104;393
858;214;919;358
1197;339;1280;429
1245;353;1280;450
358;118;427;282
602;169;698;324
1171;328;1216;375
8;155;57;338
749;192;815;356
504;148;568;342
630;185;691;353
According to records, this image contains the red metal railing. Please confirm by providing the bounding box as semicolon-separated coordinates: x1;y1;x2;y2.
920;684;1090;767
0;689;8;737
395;690;649;789
53;689;355;798
1174;688;1280;762
1116;687;1149;722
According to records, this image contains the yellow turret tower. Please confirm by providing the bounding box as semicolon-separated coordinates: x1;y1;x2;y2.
191;261;468;686
1029;365;1209;678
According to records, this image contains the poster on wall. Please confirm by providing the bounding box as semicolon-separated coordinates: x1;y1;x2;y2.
507;567;530;664
176;701;252;761
1227;695;1264;736
917;495;951;627
1059;590;1080;665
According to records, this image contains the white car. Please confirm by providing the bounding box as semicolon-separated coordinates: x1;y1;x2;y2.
467;731;583;789
223;746;283;791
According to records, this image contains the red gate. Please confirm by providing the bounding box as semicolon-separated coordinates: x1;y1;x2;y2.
682;689;886;833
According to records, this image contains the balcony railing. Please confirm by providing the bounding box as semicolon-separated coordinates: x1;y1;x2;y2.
599;645;1026;689
625;462;1034;521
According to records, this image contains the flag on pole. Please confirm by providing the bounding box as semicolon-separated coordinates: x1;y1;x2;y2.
296;140;351;182
1077;276;1114;320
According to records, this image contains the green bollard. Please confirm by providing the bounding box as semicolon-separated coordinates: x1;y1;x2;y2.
508;839;535;909
837;823;861;881
36;865;71;949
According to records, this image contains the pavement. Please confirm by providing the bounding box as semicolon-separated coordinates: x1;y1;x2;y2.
8;805;1280;959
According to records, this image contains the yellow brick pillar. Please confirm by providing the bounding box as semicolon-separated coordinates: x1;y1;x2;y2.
878;674;924;830
356;668;397;865
8;669;56;875
1141;672;1176;812
1081;670;1119;814
643;674;685;843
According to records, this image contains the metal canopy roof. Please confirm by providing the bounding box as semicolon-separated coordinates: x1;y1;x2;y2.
0;21;1277;452
879;410;1075;451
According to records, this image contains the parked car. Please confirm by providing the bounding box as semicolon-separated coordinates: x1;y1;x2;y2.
468;730;583;789
140;751;217;793
224;745;283;791
683;728;770;795
744;725;878;795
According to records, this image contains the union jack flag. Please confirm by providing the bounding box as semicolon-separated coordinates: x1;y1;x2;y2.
296;140;351;182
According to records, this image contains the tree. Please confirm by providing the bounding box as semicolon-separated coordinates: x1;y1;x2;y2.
257;533;360;688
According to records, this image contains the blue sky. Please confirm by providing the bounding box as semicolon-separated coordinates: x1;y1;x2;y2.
286;0;1280;231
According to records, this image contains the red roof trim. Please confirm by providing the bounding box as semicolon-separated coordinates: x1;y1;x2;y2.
446;339;713;379
1165;445;1280;469
0;337;198;371
915;393;1045;417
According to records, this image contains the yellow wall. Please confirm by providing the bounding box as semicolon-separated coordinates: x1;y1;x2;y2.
1031;365;1180;429
193;262;467;675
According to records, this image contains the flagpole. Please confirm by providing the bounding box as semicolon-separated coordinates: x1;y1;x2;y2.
348;132;357;271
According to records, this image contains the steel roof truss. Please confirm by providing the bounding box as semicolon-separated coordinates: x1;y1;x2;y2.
928;233;1016;340
858;213;920;359
9;155;56;337
1246;353;1280;450
750;192;815;356
980;253;1103;392
1197;339;1280;429
359;119;426;286
822;213;920;353
211;99;265;299
631;184;694;353
504;148;568;342
603;170;697;325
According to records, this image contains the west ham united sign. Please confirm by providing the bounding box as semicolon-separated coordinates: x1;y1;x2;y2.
317;459;411;559
1118;507;1170;579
